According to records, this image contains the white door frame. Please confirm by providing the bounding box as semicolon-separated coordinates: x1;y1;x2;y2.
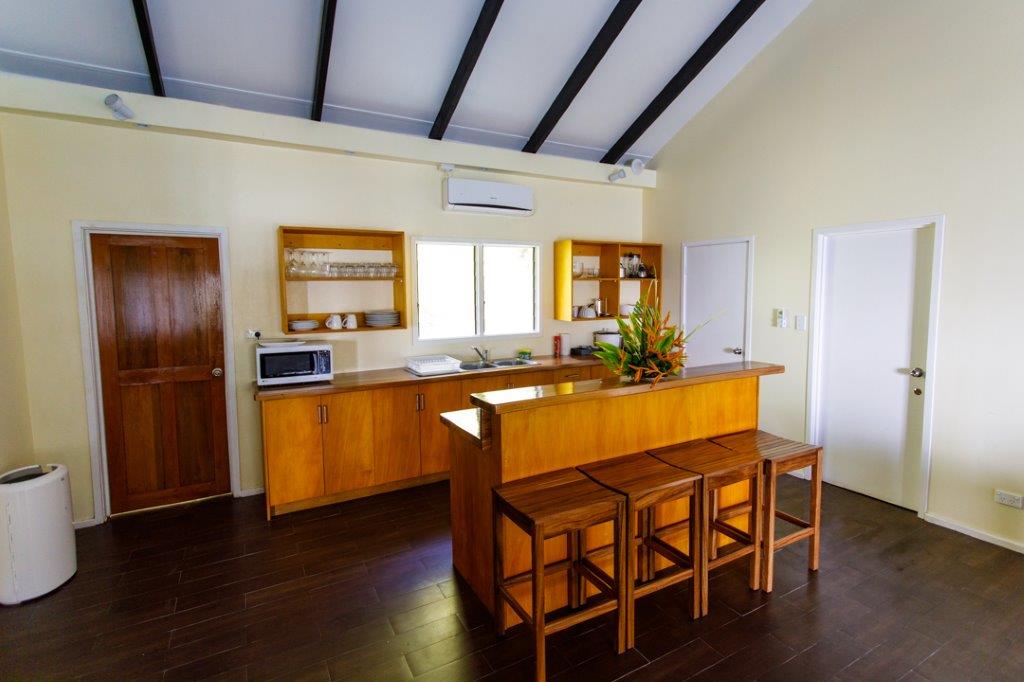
680;236;755;361
806;215;945;517
72;220;243;527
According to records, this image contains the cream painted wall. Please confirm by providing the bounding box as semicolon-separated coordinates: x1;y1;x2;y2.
644;0;1024;548
0;130;33;472
0;112;642;522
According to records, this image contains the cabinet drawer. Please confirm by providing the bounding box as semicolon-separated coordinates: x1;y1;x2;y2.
552;366;592;383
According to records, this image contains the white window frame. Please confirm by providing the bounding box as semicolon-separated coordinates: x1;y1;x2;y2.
413;236;542;343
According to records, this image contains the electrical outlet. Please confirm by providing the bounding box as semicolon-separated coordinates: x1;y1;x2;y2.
994;489;1024;509
773;308;788;328
246;329;262;340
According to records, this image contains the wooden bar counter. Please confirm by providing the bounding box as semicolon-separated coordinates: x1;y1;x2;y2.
441;361;784;622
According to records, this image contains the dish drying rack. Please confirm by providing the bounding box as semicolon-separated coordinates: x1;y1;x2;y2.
406;355;463;377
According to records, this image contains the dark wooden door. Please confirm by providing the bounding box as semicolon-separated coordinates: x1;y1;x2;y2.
91;234;230;513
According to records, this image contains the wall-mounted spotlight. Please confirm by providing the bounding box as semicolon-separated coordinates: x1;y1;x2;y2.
608;158;646;183
104;94;135;121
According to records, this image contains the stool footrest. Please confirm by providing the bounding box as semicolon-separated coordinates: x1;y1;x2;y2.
578;558;615;599
544;597;619;635
503;558;572;586
774;525;816;550
651;517;691;536
635;565;695;598
646;535;693;569
716;502;753;522
712;520;752;546
775;509;812;529
708;541;755;570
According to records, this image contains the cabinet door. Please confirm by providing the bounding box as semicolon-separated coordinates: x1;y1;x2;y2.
262;396;325;507
461;374;512;408
509;370;554;388
371;385;421;484
552;366;592;383
322;391;374;494
419;380;464;475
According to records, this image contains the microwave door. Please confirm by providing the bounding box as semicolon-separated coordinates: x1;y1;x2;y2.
261;351;316;379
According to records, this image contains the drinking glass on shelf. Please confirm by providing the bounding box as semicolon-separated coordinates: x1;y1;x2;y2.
573;260;583;277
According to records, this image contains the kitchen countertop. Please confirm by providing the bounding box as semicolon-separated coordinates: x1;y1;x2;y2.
253;354;605;401
467;361;785;414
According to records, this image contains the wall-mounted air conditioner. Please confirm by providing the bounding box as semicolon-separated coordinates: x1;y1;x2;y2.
443;177;534;216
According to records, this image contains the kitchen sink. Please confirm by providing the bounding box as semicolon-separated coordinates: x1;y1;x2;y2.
487;358;541;367
459;361;491;371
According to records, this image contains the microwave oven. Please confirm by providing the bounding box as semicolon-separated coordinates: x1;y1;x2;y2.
256;343;333;386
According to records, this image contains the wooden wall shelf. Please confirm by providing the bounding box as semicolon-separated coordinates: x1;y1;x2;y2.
554;239;662;321
278;226;407;335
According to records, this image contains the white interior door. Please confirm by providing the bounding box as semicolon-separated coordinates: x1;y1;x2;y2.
815;225;936;510
681;239;752;366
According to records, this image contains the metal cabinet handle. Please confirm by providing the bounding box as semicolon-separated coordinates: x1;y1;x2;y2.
316;404;323;424
322;404;328;423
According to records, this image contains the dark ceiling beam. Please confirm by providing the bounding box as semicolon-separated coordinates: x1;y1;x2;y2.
600;0;766;165
131;0;164;96
311;0;339;121
429;0;504;140
522;0;642;154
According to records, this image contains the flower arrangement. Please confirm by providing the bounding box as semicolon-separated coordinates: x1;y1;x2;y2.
592;285;707;386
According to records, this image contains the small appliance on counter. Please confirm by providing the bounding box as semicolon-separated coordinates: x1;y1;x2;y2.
406;355;462;377
256;342;333;386
570;345;599;356
594;329;623;348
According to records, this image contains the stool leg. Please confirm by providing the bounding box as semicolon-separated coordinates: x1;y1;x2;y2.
616;503;631;653
532;524;546;682
809;450;823;571
699;481;710;616
567;530;581;609
645;508;657;581
709;488;719;560
635;508;647;583
492;495;507;636
690;487;701;620
748;470;763;592
762;461;777;593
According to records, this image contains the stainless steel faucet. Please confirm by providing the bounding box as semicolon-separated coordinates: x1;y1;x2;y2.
472;346;490;362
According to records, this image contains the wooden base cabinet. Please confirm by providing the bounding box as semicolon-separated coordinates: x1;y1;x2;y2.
260;363;604;518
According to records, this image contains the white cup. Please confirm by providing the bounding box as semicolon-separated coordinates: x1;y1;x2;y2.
343;313;358;330
325;314;342;330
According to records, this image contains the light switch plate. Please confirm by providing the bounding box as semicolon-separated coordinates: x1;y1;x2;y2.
794;315;807;332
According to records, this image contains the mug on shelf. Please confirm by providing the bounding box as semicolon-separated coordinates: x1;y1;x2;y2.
343;313;358;330
325;314;343;330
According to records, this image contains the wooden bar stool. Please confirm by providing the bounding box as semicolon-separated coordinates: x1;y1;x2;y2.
711;430;823;593
578;453;702;648
647;439;763;616
492;468;628;681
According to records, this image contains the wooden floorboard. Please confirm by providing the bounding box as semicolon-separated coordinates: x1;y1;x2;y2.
1;477;1022;680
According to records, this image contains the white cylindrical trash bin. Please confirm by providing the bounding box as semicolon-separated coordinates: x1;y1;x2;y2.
0;464;77;605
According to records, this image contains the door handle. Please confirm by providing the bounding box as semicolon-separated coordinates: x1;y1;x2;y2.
212;367;224;377
322;404;328;423
316;404;323;424
910;367;925;378
731;348;744;355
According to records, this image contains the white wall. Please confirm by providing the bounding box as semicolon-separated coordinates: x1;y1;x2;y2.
0;129;33;472
0;111;642;522
644;0;1024;549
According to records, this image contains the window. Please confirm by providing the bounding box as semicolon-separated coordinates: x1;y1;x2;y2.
415;239;539;340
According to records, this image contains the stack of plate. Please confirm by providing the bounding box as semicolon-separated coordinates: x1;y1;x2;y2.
365;310;400;328
289;319;319;332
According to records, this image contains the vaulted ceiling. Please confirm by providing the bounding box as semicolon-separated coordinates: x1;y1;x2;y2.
0;0;809;165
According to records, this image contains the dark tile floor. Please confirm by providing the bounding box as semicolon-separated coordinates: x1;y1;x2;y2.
2;477;1022;680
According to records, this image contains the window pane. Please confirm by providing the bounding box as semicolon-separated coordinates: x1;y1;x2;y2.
417;243;476;340
482;245;536;336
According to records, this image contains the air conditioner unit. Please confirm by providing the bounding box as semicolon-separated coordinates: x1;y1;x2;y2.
443;177;534;216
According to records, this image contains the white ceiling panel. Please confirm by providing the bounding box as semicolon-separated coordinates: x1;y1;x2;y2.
322;0;482;134
0;0;149;92
447;0;618;146
545;0;736;158
147;0;322;115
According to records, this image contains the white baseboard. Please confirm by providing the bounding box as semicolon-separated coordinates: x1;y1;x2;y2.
236;487;265;498
923;512;1024;554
